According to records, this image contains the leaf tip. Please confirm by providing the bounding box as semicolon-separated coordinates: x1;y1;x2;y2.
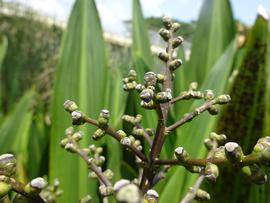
257;4;269;20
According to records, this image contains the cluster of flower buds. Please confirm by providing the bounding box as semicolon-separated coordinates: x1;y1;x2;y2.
91;109;111;140
122;114;142;125
123;70;137;91
41;179;63;203
60;127;82;153
252;136;270;165
64;100;85;125
87;144;106;168
120;135;143;151
204;132;227;151
178;82;204;101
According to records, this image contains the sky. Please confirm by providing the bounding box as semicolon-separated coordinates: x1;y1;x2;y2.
6;0;270;35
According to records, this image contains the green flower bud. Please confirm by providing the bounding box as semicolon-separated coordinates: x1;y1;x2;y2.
0;154;16;177
205;163;219;182
159;28;170;41
207;105;218;115
210;132;227;145
60;138;69;148
225;142;244;163
144;72;157;87
215;94;231;104
122;77;129;84
156;74;165;83
0;182;12;199
260;148;270;166
92;129;105;140
80;195;92;203
103;169;114;180
212;147;226;159
132;127;144;137
88;171;97;178
144;189;159;203
158;52;169;62
140;100;155;109
172;36;183;48
162;16;172;29
123;81;137;91
189;82;198;91
117;130;127;139
127;70;137;81
190;91;204;99
25;177;47;195
88;144;96;153
140;88;154;103
94;156;105;166
168;59;182;71
121;137;132;146
100;109;110;119
155;89;172;103
242;165;267;185
65;126;74;135
204;138;214;150
194;188;210;201
71;111;85;125
172;22;181;32
174;147;189;162
99;185;113;196
63;100;78;113
95;147;103;155
115;183;142;203
145;128;154;136
122;115;136;125
185;166;201;173
64;143;77;153
204;90;215;100
72;131;84;142
135;114;142;123
135;84;145;93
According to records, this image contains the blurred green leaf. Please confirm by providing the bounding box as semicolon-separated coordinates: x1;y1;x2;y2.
185;0;235;86
0;35;8;118
49;0;107;202
0;89;35;182
159;39;237;203
211;13;269;203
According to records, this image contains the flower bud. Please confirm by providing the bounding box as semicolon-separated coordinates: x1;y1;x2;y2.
205;163;219;182
72;131;84;142
113;179;130;192
204;138;214;150
155;90;172;103
65;126;74;135
185;166;201;173
225;142;244;163
135;114;142;123
0;154;16;177
64;143;77;153
156;74;165;83
210;132;227;145
95;147;103;155
0;182;12;199
100;109;110;119
127;69;137;81
63;100;78;113
158;52;169;62
215;94;231;104
80;195;92;203
60;138;69;148
121;137;132;146
71;111;85;125
168;59;182;71
115;183;142;203
144;72;157;87
92;129;105;140
135;84;145;93
194;188;210;201
189;82;198;91
162;16;172;29
242;165;267;185
123;81;137;91
212;147;226;159
117;130;127;139
159;28;170;41
172;22;180;32
140;100;155;109
172;36;183;48
204;90;215;100
140;88;154;103
190;91;204;99
89;144;96;153
93;156;105;166
145;128;154;136
103;169;114;180
132;127;144;137
207;105;218;115
25;177;47;195
99;185;113;196
174;147;189;162
122;115;136;125
144;189;159;203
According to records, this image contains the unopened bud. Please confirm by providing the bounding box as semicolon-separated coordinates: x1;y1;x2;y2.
159;28;170;41
121;137;132;146
204;138;214;150
172;22;180;32
210;132;227;145
99;185;113;196
72;131;84;142
207;105;218;115
174;147;189;162
25;177;47;194
115;183;141;203
144;72;157;87
194;188;210;201
0;154;16;177
172;36;183;48
135;84;145;93
140;88;154;103
158;52;169;62
225;142;244;163
156;74;165;83
71;111;85;125
189;82;198;91
127;69;137;81
64;100;78;113
242;165;267;185
117;130;127;139
92;129;105;140
215;94;231;104
162;16;172;29
141;100;155;109
205;163;219;182
132;128;144;137
144;189;159;203
65;126;74;135
168;59;182;71
64;143;77;153
204;90;215;100
103;169;114;180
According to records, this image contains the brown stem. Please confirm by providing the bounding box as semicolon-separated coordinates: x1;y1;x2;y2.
180;175;205;203
170;94;187;104
83;115;147;162
166;100;215;132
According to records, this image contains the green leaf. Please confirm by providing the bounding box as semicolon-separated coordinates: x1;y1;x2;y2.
0;89;35;182
159;39;237;203
211;13;269;203
0;35;8;118
186;0;235;86
131;0;157;129
49;0;107;202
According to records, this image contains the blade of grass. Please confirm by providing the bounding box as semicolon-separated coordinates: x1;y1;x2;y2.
49;0;107;202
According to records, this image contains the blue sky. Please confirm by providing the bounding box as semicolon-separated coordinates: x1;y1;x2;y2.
7;0;270;35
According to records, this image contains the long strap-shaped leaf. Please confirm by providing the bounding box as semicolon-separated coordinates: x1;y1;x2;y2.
0;35;8;118
211;13;269;203
0;89;35;182
49;0;107;202
159;39;237;203
185;0;235;86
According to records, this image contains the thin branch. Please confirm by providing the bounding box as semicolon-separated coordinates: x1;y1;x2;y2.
170;94;187;104
83;115;148;162
180;175;205;203
166;100;215;132
154;154;259;167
